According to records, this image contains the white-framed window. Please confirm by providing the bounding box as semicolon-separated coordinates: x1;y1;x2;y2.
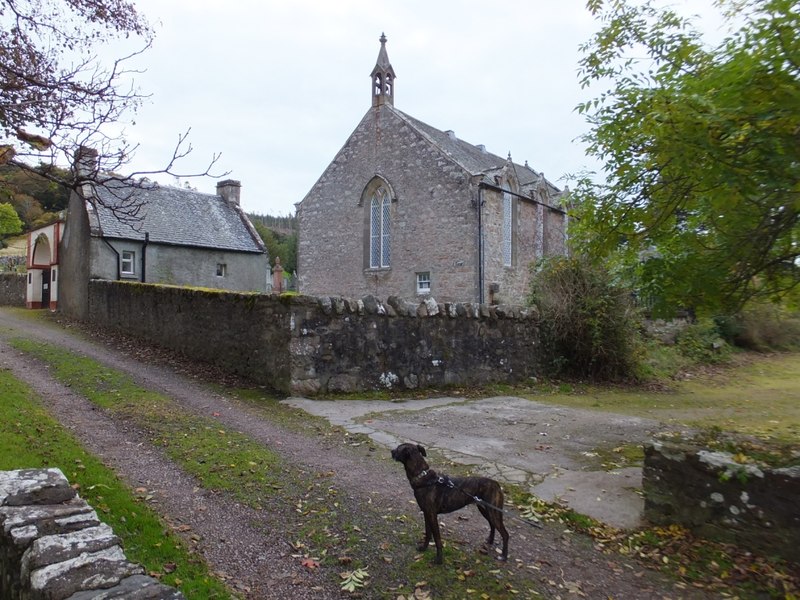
369;187;391;268
121;250;135;275
416;272;431;295
503;190;513;267
216;263;227;277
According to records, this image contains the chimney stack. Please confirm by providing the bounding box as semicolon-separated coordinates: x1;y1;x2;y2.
216;179;241;207
73;146;99;178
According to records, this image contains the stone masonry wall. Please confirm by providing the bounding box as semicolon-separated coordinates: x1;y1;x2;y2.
85;281;541;396
290;294;540;395
88;281;293;391
0;273;26;307
0;468;183;599
643;441;800;564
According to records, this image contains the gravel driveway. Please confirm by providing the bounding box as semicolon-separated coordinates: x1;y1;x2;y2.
0;308;712;599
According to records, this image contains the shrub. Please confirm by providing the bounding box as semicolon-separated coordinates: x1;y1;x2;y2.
718;303;800;351
675;319;731;364
528;256;641;380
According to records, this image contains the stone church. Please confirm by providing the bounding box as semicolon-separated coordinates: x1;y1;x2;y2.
296;35;568;305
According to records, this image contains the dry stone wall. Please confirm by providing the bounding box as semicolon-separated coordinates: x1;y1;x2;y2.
85;281;541;395
0;468;183;600
643;441;800;564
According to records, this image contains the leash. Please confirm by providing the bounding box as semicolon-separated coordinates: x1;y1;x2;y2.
438;476;544;530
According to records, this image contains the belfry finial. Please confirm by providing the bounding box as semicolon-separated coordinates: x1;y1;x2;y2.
371;33;396;107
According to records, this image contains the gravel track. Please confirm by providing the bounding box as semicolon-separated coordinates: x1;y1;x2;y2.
0;309;714;599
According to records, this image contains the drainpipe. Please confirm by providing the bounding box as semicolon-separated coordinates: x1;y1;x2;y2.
142;232;149;283
102;238;121;280
476;186;485;304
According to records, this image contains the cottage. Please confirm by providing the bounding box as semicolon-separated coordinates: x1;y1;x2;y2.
57;148;268;319
296;35;568;305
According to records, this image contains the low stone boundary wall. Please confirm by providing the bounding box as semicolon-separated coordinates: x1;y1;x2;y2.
0;468;184;599
86;281;541;395
0;273;25;307
643;441;800;564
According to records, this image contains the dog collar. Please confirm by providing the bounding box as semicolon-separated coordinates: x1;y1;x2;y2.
412;469;436;488
413;469;429;482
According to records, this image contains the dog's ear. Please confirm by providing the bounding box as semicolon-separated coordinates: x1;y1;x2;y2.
417;444;426;457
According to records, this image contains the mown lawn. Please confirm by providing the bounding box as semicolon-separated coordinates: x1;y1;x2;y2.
517;353;800;444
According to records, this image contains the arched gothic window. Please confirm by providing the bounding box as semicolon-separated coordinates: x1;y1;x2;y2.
370;187;391;268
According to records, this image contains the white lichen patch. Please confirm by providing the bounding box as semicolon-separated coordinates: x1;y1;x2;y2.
698;450;764;480
379;372;399;388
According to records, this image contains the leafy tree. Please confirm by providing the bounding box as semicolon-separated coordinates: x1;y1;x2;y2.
571;0;799;317
0;202;23;240
1;0;222;221
252;220;298;274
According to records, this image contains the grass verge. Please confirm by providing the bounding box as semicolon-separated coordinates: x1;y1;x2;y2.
0;368;233;598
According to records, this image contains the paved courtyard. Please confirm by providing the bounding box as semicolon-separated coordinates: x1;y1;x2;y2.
284;395;684;529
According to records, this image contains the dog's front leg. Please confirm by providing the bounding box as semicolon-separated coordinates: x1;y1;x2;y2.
417;512;432;552
428;513;444;565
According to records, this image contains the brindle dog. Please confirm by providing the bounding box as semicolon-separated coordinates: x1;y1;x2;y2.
391;443;509;564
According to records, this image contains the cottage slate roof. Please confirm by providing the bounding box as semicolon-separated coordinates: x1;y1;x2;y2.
89;181;265;253
391;106;561;197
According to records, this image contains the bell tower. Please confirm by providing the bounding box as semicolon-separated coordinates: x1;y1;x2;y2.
370;33;395;107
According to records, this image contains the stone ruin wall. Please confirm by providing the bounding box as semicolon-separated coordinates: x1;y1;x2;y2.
0;468;183;600
643;441;800;565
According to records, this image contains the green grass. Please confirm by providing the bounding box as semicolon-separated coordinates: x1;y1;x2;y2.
9;338;287;508
0;369;233;598
516;353;800;444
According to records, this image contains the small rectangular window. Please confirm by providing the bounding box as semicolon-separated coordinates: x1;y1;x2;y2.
216;263;227;277
121;250;135;275
416;272;431;295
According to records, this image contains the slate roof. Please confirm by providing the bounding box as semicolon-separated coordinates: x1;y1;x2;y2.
88;181;265;253
391;106;561;196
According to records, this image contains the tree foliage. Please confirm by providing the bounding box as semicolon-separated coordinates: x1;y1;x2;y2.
571;0;800;317
0;0;222;221
0;163;70;229
0;202;23;239
250;216;298;274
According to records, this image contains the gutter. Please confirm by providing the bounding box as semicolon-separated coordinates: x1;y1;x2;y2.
478;181;567;216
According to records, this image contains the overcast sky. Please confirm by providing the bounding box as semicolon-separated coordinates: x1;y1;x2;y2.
118;0;729;216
